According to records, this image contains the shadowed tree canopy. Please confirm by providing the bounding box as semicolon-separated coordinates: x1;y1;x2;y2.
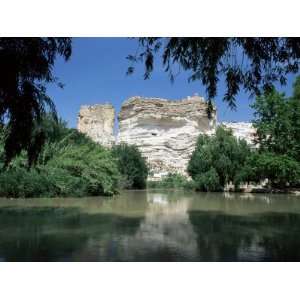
127;38;300;110
0;38;72;166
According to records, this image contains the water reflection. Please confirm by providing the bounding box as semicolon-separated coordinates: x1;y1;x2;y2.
0;191;300;261
120;192;198;261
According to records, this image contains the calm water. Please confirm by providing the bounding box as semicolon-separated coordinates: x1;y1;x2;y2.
1;190;300;261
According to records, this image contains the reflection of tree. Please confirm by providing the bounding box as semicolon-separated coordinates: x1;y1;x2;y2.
188;211;300;261
0;207;143;261
2;192;300;261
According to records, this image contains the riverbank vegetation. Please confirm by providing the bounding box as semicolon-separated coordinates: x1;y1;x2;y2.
147;173;192;189
112;143;148;189
187;126;251;191
0;117;148;197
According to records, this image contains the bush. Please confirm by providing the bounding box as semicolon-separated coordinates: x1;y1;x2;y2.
0;168;53;198
0;117;121;198
194;168;222;192
112;143;148;189
43;143;120;196
147;173;191;189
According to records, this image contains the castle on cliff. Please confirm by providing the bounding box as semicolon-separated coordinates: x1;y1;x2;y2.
77;95;255;180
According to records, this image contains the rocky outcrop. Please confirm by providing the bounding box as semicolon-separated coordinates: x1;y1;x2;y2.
77;97;257;180
118;95;216;179
77;104;115;147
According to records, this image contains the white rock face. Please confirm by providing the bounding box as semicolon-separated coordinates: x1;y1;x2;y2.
76;97;257;180
77;104;115;147
118;96;216;180
221;122;256;146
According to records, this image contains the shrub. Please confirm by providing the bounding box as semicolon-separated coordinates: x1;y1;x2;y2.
194;168;222;192
112;143;148;189
0;117;121;198
0;168;54;198
45;143;120;196
147;173;191;189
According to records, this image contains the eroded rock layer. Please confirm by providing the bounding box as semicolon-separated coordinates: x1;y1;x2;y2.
77;104;115;147
118;96;216;179
221;122;256;146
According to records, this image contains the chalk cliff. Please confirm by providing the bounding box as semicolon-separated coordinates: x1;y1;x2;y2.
77;104;115;147
77;96;256;180
117;96;216;179
221;122;256;146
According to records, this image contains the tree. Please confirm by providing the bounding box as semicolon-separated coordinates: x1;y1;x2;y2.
128;38;300;110
252;76;300;161
237;152;300;189
0;38;72;166
112;143;148;189
236;77;300;189
187;126;251;191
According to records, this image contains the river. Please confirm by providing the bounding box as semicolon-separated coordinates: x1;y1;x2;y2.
0;190;300;261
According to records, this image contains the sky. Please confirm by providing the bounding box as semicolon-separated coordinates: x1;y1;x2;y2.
47;38;298;131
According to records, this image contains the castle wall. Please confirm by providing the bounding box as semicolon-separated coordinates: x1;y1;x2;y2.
77;104;115;147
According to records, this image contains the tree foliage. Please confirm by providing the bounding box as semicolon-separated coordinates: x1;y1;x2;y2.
128;38;300;109
0;116;120;197
252;76;300;161
112;143;148;189
236;152;300;189
187;126;251;191
147;173;192;189
0;38;72;166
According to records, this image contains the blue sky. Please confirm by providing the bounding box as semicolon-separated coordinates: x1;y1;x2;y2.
47;38;298;131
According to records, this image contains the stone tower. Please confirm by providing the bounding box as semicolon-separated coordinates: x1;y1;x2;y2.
77;104;115;147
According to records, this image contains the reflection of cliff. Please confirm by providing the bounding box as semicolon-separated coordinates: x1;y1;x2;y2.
119;193;198;261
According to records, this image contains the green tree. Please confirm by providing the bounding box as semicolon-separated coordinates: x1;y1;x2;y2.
112;143;148;189
252;76;300;161
0;38;72;166
128;38;300;110
187;126;251;191
237;152;300;189
194;168;221;192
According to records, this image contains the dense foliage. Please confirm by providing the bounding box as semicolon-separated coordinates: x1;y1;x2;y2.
112;143;148;189
187;126;251;191
235;152;300;189
147;173;192;189
0;38;72;165
128;38;300;110
0;117;120;197
252;79;300;161
236;77;300;189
